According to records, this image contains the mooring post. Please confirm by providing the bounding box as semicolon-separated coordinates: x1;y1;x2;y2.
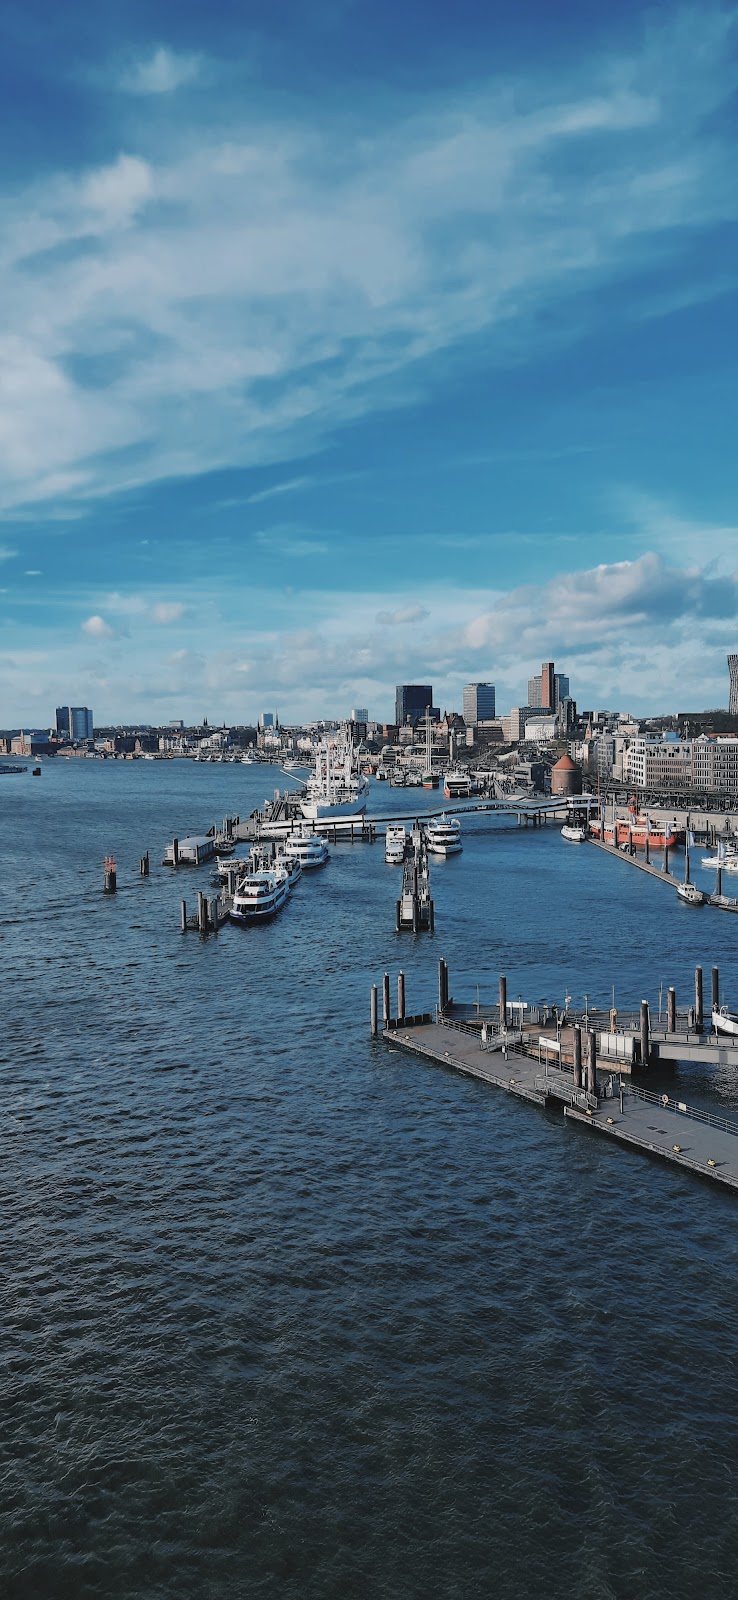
499;974;507;1028
573;1024;582;1089
684;848;690;886
412;896;419;932
103;855;117;894
370;985;378;1037
663;847;669;875
640;999;650;1067
716;866;723;898
210;896;219;930
586;1030;597;1096
667;986;676;1034
645;833;650;864
438;959;445;1013
197;891;206;933
398;971;406;1022
382;972;391;1026
443;959;450;1009
395;899;401;932
712;965;720;1014
173;836;179;866
429;899;435;932
181;899;187;933
695;965;704;1030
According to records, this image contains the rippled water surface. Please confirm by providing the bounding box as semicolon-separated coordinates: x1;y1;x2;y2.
3;761;738;1598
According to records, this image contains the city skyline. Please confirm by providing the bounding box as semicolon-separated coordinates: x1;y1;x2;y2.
1;1;737;723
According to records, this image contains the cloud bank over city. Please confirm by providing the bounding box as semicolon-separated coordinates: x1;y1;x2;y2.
0;0;736;721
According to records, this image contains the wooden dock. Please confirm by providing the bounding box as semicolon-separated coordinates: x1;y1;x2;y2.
385;1017;738;1194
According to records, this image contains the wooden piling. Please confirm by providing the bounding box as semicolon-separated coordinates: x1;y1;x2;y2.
668;986;676;1033
663;847;669;875
695;965;703;1029
640;999;650;1067
370;985;378;1037
712;965;720;1013
586;1030;597;1096
395;900;401;932
499;973;507;1027
398;971;406;1022
197;891;207;933
438;959;445;1013
181;899;187;933
172;837;179;866
429;899;435;932
103;855;117;894
716;866;723;897
382;972;391;1025
573;1024;582;1089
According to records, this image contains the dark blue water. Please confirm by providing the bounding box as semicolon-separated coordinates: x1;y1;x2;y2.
3;761;738;1598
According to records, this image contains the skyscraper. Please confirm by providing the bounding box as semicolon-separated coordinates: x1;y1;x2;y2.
729;656;738;716
395;685;433;726
56;706;93;740
540;662;555;711
463;683;496;725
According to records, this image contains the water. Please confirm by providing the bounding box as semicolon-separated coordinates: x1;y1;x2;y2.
3;761;738;1598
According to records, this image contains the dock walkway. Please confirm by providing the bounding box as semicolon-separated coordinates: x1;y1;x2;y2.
387;1019;738;1194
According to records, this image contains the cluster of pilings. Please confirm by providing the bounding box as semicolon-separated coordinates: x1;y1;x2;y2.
180;891;224;934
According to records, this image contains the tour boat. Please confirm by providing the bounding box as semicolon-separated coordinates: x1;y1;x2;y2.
300;727;369;821
385;823;407;864
676;882;705;906
422;772;440;789
443;768;472;800
712;1005;738;1036
284;831;330;868
213;833;237;856
426;815;462;856
561;824;586;842
277;849;303;887
230;864;291;923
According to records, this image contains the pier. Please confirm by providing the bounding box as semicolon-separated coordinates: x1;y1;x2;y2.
395;823;434;931
374;962;738;1194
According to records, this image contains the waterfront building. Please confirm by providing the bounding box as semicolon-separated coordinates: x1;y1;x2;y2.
56;706;94;740
692;736;738;792
626;737;693;789
729;656;738;716
395;685;435;726
462;682;496;726
550;754;583;795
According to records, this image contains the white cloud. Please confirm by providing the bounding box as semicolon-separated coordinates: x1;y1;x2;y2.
81;614;113;637
0;9;734;514
152;601;184;623
376;605;430;625
120;47;203;96
0;545;17;561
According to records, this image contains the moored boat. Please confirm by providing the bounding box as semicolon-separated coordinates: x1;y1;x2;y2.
426;815;462;855
589;814;677;850
561;824;586;842
712;1004;738;1035
230;864;291;923
284;831;330;868
443;768;472;800
385;823;407;864
300;727;369;821
676;882;705;906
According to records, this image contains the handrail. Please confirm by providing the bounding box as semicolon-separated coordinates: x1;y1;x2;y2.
626;1083;738;1139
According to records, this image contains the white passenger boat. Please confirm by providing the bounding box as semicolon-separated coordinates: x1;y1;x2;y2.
426;815;462;855
385;824;407;864
300;727;369;821
230;864;291;923
712;1004;738;1036
676;882;705;906
284;831;330;868
278;848;303;887
561;824;586;842
443;768;472;800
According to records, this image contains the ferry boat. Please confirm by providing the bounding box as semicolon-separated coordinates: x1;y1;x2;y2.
676;882;705;906
300;727;369;821
385;823;407;864
426;815;462;856
443;768;472;800
712;1004;738;1036
230;864;291;923
561;824;586;842
213;833;237;856
284;831;330;868
422;772;440;789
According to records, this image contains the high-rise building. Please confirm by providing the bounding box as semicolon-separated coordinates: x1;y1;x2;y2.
261;712;275;729
463;682;496;725
729;655;738;715
351;708;368;723
395;685;433;726
56;706;93;740
527;667;569;710
540;662;555;710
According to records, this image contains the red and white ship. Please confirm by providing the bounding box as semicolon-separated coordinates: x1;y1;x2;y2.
589;798;678;851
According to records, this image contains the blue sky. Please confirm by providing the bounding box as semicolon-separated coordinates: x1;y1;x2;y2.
1;0;737;725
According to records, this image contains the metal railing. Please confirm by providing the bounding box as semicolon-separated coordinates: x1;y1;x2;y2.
626;1083;738;1139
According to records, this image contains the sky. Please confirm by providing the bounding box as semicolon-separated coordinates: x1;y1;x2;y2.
1;0;737;726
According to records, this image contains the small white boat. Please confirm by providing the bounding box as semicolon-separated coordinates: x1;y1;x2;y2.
426;815;462;855
561;824;586;842
278;849;303;887
230;865;291;923
284;831;330;868
676;882;705;906
385;823;407;864
712;1004;738;1036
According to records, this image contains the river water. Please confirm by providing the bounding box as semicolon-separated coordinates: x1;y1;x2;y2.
3;760;738;1598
